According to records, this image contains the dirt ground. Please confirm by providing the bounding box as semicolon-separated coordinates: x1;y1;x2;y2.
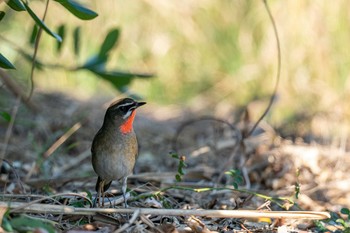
1;92;350;232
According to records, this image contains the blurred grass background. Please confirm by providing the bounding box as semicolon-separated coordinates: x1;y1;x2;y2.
1;0;350;143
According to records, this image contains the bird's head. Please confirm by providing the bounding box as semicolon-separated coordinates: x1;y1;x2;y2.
104;98;146;134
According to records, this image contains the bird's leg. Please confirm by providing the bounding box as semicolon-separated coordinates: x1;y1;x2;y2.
102;191;105;207
93;179;103;208
100;180;105;207
95;180;104;207
122;176;128;208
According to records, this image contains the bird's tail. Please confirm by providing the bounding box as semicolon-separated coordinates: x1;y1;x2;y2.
95;176;112;192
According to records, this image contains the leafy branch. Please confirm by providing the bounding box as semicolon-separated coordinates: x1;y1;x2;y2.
1;0;152;105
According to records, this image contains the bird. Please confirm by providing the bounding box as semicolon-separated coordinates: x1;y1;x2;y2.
91;98;146;207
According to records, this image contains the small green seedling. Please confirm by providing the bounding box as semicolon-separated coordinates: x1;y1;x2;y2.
294;168;301;199
225;169;243;189
170;152;187;182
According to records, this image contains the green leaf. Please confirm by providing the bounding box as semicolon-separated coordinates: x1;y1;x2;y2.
54;0;98;20
0;53;16;69
314;220;328;232
232;182;238;189
236;176;244;183
90;69;133;87
99;28;120;58
175;174;182;182
6;0;26;11
177;166;184;176
330;212;341;221
180;160;187;168
0;111;12;122
56;24;65;53
0;11;5;21
225;169;240;177
80;55;107;70
90;68;152;90
10;215;55;233
294;182;300;199
1;216;13;232
70;199;85;207
336;218;346;226
341;208;350;215
73;26;81;56
23;2;62;42
29;24;38;46
81;54;152;90
225;169;243;188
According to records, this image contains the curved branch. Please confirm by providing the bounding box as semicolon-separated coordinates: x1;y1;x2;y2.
246;0;281;138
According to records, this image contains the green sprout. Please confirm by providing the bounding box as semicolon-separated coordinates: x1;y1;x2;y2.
170;152;187;182
225;169;243;189
295;168;301;199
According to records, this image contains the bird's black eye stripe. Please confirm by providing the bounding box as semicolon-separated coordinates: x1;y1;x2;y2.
117;103;135;113
119;106;127;112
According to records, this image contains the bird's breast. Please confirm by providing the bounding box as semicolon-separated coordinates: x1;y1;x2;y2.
91;130;138;181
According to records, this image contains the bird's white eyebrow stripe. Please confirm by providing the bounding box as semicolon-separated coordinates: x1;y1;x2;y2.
117;102;134;108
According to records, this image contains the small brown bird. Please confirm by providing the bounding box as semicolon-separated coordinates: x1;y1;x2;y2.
91;98;146;207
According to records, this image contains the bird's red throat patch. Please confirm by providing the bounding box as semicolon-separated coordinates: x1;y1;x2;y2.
120;111;136;134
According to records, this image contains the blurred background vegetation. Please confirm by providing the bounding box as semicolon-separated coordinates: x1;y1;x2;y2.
1;0;350;144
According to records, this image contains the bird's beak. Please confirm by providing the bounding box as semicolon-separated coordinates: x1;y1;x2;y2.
136;101;146;108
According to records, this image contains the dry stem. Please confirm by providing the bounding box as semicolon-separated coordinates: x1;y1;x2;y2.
0;201;330;220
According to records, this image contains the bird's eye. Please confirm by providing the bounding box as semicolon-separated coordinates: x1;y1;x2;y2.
119;106;127;112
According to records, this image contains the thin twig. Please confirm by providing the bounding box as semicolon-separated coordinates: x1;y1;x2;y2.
8;192;93;213
43;122;82;158
113;209;140;233
27;0;50;100
139;214;157;230
246;0;281;137
0;201;330;220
